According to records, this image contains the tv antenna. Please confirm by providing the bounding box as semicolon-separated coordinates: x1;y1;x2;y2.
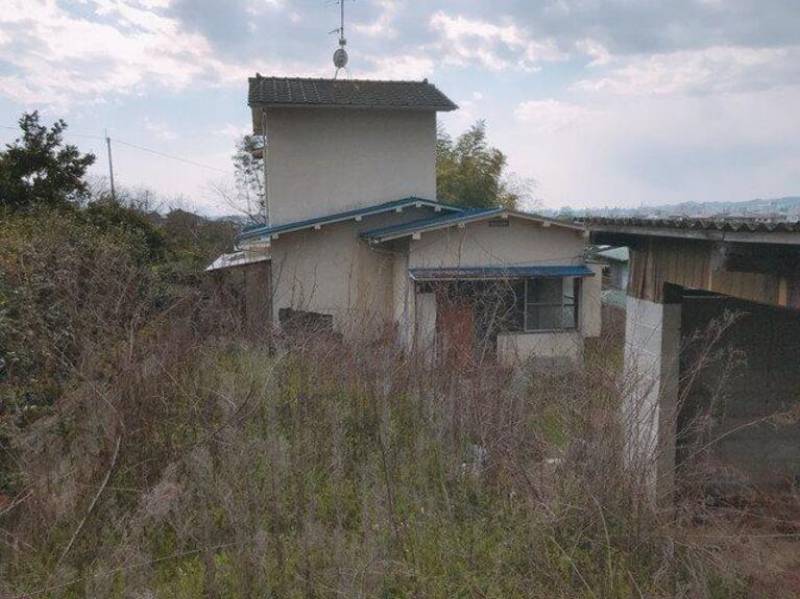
330;0;351;78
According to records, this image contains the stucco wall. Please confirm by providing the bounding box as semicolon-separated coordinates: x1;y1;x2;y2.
414;292;437;357
265;108;437;226
497;331;583;366
391;244;414;350
269;208;431;339
407;219;599;360
580;262;603;338
407;219;588;268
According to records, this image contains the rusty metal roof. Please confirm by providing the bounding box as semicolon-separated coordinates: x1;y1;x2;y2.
584;217;800;233
586;216;800;246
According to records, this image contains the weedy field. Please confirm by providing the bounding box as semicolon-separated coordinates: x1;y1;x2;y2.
0;210;795;598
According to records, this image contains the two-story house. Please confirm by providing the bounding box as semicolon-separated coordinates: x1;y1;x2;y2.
233;76;601;365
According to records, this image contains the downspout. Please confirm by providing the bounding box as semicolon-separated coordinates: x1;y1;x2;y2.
262;108;270;226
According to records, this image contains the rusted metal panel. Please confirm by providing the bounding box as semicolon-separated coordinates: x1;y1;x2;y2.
628;238;784;307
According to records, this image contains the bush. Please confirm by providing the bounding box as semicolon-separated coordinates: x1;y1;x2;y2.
0;208;172;417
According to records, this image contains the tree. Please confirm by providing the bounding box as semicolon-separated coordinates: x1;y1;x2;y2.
436;120;523;210
209;135;267;225
0;112;95;211
233;135;266;224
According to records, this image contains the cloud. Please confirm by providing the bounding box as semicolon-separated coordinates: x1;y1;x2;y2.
144;117;177;141
216;123;250;140
0;0;290;108
360;54;434;80
513;0;800;56
502;84;800;209
429;11;563;71
574;45;800;96
352;0;400;39
515;100;598;133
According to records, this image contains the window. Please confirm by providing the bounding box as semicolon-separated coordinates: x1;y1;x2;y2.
524;277;579;332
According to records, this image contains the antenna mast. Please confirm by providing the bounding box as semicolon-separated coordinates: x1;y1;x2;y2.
332;0;349;78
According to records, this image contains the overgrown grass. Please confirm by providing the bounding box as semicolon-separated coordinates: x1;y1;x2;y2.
0;210;780;597
0;325;749;598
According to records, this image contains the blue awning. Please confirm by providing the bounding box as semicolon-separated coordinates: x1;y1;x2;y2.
408;265;594;282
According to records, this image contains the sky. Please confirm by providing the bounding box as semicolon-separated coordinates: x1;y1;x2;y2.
1;0;799;215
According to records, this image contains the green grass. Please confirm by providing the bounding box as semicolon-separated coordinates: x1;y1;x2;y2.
0;338;746;598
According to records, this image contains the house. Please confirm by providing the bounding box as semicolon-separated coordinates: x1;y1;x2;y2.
591;245;629;308
205;249;271;334
234;76;602;365
590;217;800;501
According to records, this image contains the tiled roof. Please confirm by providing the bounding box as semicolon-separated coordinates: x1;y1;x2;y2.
248;76;458;111
236;197;463;243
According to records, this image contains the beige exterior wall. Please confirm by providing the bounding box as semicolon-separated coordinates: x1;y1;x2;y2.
264;108;437;226
407;218;588;268
267;210;599;363
391;243;414;349
269;208;430;340
580;262;603;338
497;331;583;366
414;292;437;357
408;218;598;362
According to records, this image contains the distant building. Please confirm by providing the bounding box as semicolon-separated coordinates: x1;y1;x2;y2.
225;76;602;365
592;245;629;309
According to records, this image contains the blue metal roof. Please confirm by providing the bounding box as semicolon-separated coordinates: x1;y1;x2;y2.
361;207;585;243
237;197;463;243
360;207;503;241
409;265;595;281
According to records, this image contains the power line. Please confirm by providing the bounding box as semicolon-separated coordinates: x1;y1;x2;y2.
112;139;232;174
1;124;234;175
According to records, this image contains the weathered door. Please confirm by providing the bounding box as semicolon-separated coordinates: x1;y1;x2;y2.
436;295;475;369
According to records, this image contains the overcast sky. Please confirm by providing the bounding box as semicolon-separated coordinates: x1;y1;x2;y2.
1;0;799;215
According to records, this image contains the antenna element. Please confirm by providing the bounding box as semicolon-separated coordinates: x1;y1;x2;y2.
332;0;349;77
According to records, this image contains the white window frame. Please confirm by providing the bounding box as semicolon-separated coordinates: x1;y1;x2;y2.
523;277;580;333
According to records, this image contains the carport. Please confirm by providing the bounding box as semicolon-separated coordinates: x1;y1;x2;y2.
589;218;800;503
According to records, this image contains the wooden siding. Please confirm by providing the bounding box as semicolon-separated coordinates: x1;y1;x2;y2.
628;238;792;307
207;260;272;333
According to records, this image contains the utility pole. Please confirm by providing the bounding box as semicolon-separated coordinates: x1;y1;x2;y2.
105;129;116;201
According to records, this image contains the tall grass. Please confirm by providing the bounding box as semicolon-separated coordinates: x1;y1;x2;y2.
0;213;769;597
1;318;749;598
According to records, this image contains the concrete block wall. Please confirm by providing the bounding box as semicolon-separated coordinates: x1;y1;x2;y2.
623;295;681;501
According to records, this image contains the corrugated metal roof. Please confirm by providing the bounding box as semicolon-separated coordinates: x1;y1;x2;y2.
585;217;800;233
409;265;595;281
587;217;800;246
237;197;463;243
248;76;458;111
206;250;270;272
595;246;629;262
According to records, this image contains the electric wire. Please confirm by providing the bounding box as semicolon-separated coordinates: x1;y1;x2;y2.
0;125;233;175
